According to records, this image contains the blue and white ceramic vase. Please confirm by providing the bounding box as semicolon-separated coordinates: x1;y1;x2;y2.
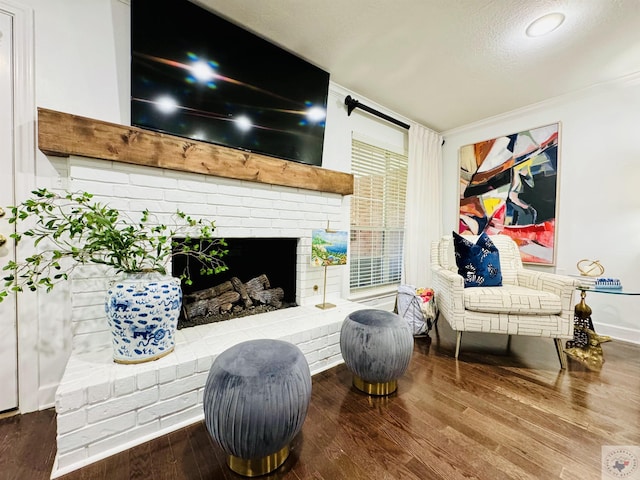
105;272;182;364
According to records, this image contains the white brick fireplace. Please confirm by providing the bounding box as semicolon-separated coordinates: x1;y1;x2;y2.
49;155;363;477
62;155;350;352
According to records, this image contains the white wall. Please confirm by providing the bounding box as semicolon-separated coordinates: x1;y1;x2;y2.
441;73;640;344
325;83;409;308
13;0;409;411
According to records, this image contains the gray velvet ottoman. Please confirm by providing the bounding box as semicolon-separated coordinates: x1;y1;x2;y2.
203;339;312;477
340;309;414;395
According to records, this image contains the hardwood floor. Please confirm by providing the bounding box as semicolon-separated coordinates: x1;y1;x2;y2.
2;319;639;480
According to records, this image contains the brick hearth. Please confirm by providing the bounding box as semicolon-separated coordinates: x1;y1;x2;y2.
52;300;364;477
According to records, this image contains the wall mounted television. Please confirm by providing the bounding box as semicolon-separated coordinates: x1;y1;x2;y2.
131;0;330;167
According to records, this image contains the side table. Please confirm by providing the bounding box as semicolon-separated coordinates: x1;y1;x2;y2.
566;287;640;369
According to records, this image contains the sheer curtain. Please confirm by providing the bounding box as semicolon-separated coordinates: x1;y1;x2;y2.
402;123;443;287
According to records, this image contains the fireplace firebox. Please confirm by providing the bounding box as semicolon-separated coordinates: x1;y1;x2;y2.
172;238;298;328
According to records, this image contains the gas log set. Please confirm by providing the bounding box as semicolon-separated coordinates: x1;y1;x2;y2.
179;274;291;329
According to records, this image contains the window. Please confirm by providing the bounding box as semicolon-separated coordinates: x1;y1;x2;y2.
350;138;407;291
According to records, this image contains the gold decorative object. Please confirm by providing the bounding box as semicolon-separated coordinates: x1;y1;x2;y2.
574;290;592;319
564;328;611;370
576;259;605;277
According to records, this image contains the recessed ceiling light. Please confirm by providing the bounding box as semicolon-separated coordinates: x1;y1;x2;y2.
526;12;565;37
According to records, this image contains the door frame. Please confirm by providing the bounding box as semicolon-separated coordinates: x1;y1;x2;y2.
1;0;36;413
0;6;17;413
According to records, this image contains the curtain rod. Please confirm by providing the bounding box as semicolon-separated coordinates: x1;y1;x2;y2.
344;95;410;130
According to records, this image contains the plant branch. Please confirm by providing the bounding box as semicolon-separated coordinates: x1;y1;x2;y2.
0;188;228;301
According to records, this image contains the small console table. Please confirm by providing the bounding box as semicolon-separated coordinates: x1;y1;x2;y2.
566;287;640;369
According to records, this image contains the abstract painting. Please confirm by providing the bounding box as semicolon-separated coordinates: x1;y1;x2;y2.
458;123;560;265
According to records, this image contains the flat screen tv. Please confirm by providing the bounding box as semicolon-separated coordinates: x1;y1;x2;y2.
131;0;330;167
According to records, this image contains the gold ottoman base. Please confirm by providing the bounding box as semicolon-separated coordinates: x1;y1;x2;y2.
353;375;398;396
227;445;290;477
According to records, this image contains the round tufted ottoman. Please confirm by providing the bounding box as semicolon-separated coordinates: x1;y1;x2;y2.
203;339;312;477
340;309;414;395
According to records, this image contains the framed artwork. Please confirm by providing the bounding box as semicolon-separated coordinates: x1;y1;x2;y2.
311;229;348;266
458;122;560;265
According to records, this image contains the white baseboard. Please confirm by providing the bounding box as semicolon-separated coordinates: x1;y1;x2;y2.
592;321;640;345
38;383;58;411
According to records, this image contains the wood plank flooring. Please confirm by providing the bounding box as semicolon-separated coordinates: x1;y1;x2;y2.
2;319;639;480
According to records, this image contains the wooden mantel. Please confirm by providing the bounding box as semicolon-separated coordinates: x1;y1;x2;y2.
37;108;354;196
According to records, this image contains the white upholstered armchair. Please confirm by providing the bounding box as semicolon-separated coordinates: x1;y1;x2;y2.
431;234;577;368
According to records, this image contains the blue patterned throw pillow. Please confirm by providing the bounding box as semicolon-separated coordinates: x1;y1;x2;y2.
452;232;503;288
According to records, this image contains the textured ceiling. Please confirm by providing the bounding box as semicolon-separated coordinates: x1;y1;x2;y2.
196;0;640;132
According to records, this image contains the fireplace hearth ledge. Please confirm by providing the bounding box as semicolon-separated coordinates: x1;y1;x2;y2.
51;299;368;478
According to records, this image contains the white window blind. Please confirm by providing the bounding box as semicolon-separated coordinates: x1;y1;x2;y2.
350;138;407;291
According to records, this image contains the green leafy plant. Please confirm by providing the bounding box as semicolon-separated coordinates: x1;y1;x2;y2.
0;188;228;302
